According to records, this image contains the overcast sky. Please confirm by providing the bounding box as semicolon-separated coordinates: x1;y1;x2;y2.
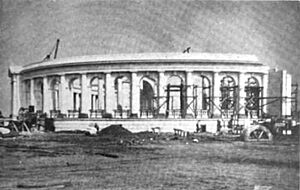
0;0;299;115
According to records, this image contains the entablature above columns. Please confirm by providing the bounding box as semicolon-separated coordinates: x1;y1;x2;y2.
18;66;269;90
19;61;270;80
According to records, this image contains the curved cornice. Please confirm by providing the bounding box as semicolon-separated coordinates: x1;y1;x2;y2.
20;52;261;71
8;53;271;78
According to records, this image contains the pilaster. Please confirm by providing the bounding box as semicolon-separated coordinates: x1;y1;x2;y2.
158;71;166;115
98;79;104;110
186;71;194;116
117;78;123;108
262;73;268;115
105;72;114;115
131;72;140;117
42;77;50;114
238;72;246;117
59;74;68;114
196;76;203;110
30;79;35;106
81;73;89;114
11;74;21;119
213;71;220;118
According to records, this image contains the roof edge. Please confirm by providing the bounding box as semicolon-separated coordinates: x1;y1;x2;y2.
23;52;261;69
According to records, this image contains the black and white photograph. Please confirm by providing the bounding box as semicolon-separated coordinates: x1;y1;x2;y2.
0;0;299;189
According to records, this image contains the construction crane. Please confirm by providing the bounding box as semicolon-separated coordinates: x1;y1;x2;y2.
183;47;191;53
43;39;60;61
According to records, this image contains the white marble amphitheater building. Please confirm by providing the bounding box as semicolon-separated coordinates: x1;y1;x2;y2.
8;53;292;132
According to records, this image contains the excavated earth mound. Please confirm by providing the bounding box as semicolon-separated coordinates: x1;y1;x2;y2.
98;125;133;137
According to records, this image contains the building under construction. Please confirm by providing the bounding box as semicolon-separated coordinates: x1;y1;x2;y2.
8;52;297;133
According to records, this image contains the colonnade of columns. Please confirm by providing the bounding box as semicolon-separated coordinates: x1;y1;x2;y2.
10;70;268;119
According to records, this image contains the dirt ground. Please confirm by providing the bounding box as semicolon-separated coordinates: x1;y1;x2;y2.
0;132;299;190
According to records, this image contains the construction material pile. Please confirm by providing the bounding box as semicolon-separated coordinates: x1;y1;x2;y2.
98;124;133;137
97;125;242;146
97;125;162;145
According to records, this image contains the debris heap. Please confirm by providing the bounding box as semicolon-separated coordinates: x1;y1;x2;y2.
98;125;133;137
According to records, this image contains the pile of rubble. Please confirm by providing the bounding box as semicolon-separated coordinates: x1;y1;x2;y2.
95;124;241;145
98;124;133;137
97;125;161;145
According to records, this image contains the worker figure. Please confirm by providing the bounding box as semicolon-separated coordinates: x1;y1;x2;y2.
117;104;123;118
196;120;201;133
228;115;234;129
0;111;4;126
94;123;99;133
227;115;234;134
217;120;222;132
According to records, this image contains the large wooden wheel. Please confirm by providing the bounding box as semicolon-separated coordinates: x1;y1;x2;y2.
242;125;273;142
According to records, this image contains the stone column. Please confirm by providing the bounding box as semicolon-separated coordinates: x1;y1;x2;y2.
262;73;268;115
117;78;123;107
213;71;220;118
59;75;68;114
131;72;140;117
80;73;89;114
42;77;50;114
238;72;246;117
158;71;166;115
284;73;292;116
186;71;194;117
196;76;203;111
98;78;104;110
11;74;21;119
30;78;35;106
105;72;114;115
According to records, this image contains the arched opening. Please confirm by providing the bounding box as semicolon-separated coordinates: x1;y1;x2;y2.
69;78;81;111
114;76;130;118
194;75;211;118
90;77;105;110
24;80;31;107
34;80;43;112
245;77;262;118
90;77;105;117
166;75;184;118
50;79;60;111
202;76;211;111
220;76;237;116
140;80;155;118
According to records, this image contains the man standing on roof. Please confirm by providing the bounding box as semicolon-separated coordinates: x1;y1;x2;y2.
0;111;4;126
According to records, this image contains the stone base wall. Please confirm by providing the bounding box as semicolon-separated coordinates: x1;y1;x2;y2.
54;118;221;133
